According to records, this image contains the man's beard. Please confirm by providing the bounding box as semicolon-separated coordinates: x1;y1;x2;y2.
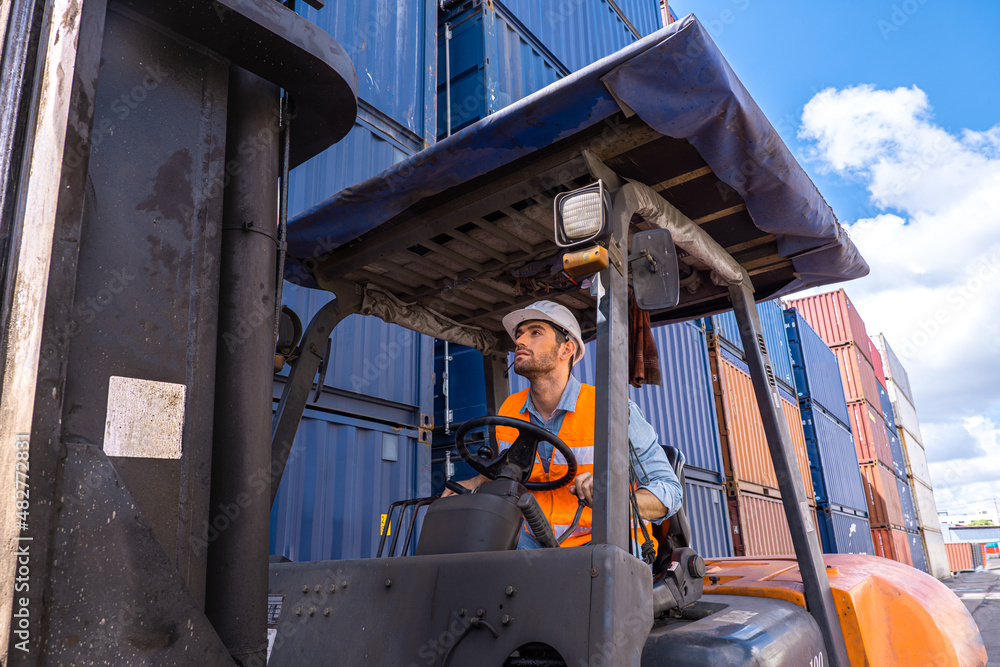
512;345;561;379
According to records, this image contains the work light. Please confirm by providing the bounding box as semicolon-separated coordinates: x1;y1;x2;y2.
553;180;611;248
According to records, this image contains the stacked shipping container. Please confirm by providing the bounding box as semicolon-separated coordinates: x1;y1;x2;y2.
707;301;816;557
784;308;874;556
269;1;439;561
878;335;951;578
787;290;911;565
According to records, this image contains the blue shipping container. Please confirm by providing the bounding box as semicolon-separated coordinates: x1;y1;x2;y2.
877;382;898;433
818;507;875;555
296;0;437;142
711;299;796;392
886;424;907;480
685;479;733;558
784;308;852;428
508;322;725;475
498;0;656;73
438;1;564;137
801;401;868;513
434;339;489;429
271;411;431;561
897;475;919;532
908;531;929;573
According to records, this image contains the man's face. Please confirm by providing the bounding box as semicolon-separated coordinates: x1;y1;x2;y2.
512;321;567;378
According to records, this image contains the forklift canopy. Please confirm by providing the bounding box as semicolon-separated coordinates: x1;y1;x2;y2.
283;14;867;352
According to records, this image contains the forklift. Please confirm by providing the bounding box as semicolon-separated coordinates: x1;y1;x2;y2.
0;1;986;665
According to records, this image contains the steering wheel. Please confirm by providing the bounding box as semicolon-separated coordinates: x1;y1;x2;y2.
454;416;577;491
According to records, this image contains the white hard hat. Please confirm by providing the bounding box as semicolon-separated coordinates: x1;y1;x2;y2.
502;300;585;365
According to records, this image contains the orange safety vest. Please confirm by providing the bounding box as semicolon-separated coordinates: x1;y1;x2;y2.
496;385;657;551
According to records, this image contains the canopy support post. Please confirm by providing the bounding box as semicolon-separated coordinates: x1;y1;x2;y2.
592;194;630;551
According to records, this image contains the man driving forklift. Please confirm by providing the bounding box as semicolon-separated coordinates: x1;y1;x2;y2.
444;300;683;551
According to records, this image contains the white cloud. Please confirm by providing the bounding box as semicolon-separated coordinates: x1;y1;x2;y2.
798;84;1000;516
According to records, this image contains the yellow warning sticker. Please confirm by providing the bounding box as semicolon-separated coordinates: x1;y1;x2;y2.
380;513;391;536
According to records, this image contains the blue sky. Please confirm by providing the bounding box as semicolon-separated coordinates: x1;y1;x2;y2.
677;1;1000;519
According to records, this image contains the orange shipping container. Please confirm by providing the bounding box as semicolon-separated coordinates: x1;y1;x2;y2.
945;542;974;572
712;349;814;500
891;528;913;566
859;461;904;529
847;401;894;467
779;393;815;502
786;289;872;364
832;343;882;414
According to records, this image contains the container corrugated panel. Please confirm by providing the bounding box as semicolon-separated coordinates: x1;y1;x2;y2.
877;383;896;432
868;337;886;389
891;527;913;566
733;492;794;557
912;477;942;531
832;343;882;416
859;461;904;529
878;334;914;405
886;424;907;479
280;284;434;415
871;527;893;559
510;322;725;475
271;412;431;562
847;401;894;467
900;427;931;486
714;349;813;496
945;542;974;572
716;350;777;491
710;299;796;391
923;528;951;579
896;475;919;532
779;389;814;502
817;507;875;555
783;308;851;428
297;0;435;140
801;402;867;512
890;388;923;444
612;0;664;35
786;289;872;364
908;531;929;573
499;0;642;73
438;3;565;137
289;122;413;220
685;479;733;558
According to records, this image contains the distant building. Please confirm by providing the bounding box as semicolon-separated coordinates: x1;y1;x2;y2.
941;524;1000;544
939;508;999;527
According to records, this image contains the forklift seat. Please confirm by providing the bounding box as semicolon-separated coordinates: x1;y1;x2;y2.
651;444;693;564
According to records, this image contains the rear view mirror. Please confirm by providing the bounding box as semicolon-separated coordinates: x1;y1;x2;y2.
629;229;680;310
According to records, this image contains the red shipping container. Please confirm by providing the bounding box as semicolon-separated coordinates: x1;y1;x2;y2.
945;542;974;572
786;289;871;364
847;401;894;467
832;343;882;415
891;528;913;566
713;351;814;500
730;491;794;557
859;461;904;529
870;527;912;566
868;337;887;390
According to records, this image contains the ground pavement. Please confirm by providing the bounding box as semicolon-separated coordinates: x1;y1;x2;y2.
942;559;1000;666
